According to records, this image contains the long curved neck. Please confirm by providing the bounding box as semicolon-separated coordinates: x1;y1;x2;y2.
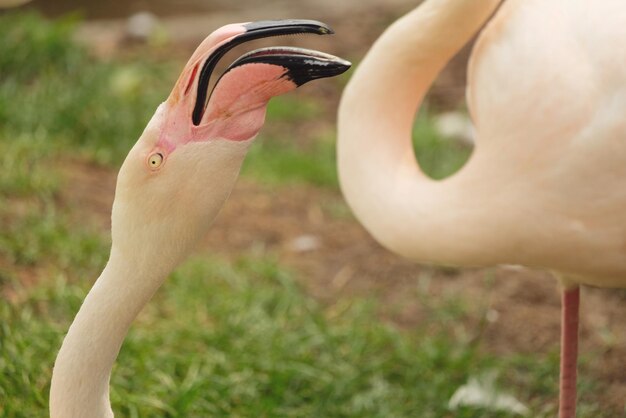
50;246;170;418
338;0;501;265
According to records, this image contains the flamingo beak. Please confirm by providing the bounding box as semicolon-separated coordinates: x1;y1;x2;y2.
222;46;351;88
159;20;350;148
185;19;350;125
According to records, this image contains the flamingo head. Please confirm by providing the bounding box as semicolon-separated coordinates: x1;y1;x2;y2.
112;20;350;267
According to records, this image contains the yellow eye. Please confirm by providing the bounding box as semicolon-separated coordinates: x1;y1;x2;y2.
148;153;163;169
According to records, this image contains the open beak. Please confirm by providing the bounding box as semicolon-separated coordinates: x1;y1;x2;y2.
189;19;351;125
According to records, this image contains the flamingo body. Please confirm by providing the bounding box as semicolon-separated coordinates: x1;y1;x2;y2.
340;0;626;288
337;0;626;416
467;0;626;286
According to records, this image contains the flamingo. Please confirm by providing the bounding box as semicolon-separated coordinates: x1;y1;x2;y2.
49;20;350;418
337;0;626;416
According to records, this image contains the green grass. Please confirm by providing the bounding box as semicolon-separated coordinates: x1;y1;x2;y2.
0;254;582;418
1;251;610;417
265;95;323;123
0;136;107;275
0;137;60;198
412;113;473;180
0;11;173;165
243;134;338;188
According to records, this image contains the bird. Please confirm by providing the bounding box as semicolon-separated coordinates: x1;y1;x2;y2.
49;20;350;418
337;0;626;417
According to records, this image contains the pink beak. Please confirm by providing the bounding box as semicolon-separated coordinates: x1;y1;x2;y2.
166;20;351;126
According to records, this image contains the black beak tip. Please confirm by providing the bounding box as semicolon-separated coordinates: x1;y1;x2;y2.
226;47;351;87
242;19;334;37
193;19;340;125
286;58;352;86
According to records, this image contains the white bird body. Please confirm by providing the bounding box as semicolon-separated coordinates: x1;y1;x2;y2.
337;0;626;415
468;0;626;287
339;0;626;288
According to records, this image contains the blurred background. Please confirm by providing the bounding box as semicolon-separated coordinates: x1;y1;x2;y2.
0;1;623;417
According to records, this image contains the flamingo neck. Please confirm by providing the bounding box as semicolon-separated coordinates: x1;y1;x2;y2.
338;0;501;265
50;246;170;418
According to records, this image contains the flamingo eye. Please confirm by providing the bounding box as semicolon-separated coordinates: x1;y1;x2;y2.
148;153;164;170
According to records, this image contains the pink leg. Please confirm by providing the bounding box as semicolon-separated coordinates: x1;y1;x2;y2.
559;286;580;418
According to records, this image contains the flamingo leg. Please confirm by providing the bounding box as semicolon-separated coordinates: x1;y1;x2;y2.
558;286;580;418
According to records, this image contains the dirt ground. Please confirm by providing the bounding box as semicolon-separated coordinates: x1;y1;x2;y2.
14;0;626;413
